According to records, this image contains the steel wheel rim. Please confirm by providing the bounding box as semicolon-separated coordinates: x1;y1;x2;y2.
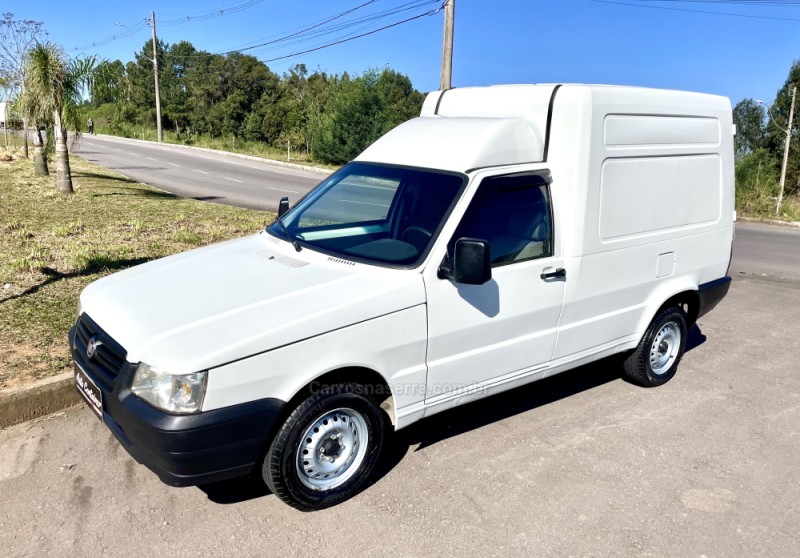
649;321;681;375
296;407;369;491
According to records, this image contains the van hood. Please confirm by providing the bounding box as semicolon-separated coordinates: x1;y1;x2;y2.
79;233;425;373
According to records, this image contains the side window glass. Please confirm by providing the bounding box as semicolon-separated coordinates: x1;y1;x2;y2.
450;174;553;267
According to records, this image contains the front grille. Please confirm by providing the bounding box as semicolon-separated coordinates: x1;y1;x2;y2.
73;314;128;392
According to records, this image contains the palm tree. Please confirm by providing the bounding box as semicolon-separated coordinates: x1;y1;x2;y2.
15;75;49;176
23;43;96;193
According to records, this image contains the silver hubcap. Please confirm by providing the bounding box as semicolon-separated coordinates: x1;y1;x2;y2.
296;408;369;491
649;322;681;375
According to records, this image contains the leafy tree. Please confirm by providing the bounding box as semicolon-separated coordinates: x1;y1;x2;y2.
733;99;766;160
24;42;97;193
0;12;46;158
764;61;800;196
313;68;424;164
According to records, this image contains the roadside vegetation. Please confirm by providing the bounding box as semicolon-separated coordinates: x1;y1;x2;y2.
0;153;269;390
733;61;800;221
89;40;423;166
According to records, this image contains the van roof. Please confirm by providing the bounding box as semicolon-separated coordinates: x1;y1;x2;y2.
355;84;730;173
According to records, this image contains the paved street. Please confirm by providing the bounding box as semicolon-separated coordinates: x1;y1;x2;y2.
71;134;325;211
1;225;800;556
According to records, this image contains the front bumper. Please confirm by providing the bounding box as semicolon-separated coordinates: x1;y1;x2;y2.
69;318;284;486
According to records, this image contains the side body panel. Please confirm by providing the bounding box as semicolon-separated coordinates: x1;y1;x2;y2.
550;86;735;363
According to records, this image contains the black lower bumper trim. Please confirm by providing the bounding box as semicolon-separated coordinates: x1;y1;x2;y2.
697;276;731;320
105;388;285;487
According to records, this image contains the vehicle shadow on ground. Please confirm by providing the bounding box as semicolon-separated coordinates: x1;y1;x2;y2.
200;325;706;505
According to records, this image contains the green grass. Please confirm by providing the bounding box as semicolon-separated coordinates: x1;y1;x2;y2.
0;152;271;390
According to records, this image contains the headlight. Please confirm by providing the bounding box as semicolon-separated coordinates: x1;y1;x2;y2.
131;363;207;414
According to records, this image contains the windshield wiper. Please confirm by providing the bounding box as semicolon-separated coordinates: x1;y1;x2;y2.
274;217;302;252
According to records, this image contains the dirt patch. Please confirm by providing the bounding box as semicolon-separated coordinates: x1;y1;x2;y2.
0;341;70;391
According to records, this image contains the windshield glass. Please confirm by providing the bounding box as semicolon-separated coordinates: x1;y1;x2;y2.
268;162;465;267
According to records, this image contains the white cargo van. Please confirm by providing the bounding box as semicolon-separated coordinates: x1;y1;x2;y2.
71;84;734;510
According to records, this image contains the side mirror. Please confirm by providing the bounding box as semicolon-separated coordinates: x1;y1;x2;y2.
453;238;492;285
278;196;290;218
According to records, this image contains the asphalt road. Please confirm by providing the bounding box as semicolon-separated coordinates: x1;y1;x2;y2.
2;231;800;556
732;222;800;281
71;134;326;211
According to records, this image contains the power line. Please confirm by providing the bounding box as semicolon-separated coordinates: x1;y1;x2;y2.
159;0;267;27
223;1;440;56
259;3;445;63
589;0;800;21
72;0;268;52
157;1;440;60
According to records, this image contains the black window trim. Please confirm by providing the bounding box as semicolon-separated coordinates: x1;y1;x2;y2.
447;169;556;269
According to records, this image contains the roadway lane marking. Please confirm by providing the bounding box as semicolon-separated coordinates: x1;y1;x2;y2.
342;200;390;208
224;177;243;183
265;186;299;194
192;169;209;174
168;162;181;167
127;152;137;156
147;157;158;161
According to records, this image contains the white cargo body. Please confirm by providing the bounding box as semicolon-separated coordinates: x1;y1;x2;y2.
71;84;734;511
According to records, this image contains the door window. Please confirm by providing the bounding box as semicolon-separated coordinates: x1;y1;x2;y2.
450;173;553;266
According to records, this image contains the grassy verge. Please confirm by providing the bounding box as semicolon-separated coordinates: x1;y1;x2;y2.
0;150;270;390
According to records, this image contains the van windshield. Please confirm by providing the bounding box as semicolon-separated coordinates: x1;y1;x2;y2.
268;162;466;267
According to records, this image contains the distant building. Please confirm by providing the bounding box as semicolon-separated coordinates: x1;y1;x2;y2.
0;101;6;128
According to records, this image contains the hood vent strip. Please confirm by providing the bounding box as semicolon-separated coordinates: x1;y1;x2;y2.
256;249;308;268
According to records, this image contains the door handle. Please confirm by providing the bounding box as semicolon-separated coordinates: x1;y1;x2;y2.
540;267;566;280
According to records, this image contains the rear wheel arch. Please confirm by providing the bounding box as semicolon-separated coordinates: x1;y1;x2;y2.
661;289;700;327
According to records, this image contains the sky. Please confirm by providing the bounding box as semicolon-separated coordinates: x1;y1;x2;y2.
7;0;800;106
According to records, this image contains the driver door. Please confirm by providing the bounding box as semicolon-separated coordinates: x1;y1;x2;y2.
424;171;565;403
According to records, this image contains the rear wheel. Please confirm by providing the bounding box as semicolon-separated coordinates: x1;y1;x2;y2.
623;306;688;387
263;383;384;511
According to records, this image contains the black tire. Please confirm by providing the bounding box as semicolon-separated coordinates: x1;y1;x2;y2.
262;383;385;511
623;306;688;387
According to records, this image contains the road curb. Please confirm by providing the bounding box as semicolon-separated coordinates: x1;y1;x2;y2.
87;134;333;176
0;371;80;429
738;216;800;229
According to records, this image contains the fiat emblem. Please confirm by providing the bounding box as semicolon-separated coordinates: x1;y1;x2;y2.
86;337;98;359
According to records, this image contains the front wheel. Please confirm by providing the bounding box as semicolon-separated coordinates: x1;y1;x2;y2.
262;383;385;511
623;306;688;387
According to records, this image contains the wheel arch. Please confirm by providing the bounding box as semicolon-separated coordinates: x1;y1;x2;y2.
285;366;397;428
635;281;701;344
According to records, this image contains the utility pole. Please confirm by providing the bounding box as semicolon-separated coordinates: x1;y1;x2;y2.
439;0;455;91
150;11;163;143
777;85;796;217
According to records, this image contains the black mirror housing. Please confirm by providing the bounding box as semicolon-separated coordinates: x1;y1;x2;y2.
453;238;492;285
278;196;290;218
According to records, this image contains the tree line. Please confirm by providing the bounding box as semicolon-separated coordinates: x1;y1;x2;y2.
733;60;800;216
90;39;425;165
